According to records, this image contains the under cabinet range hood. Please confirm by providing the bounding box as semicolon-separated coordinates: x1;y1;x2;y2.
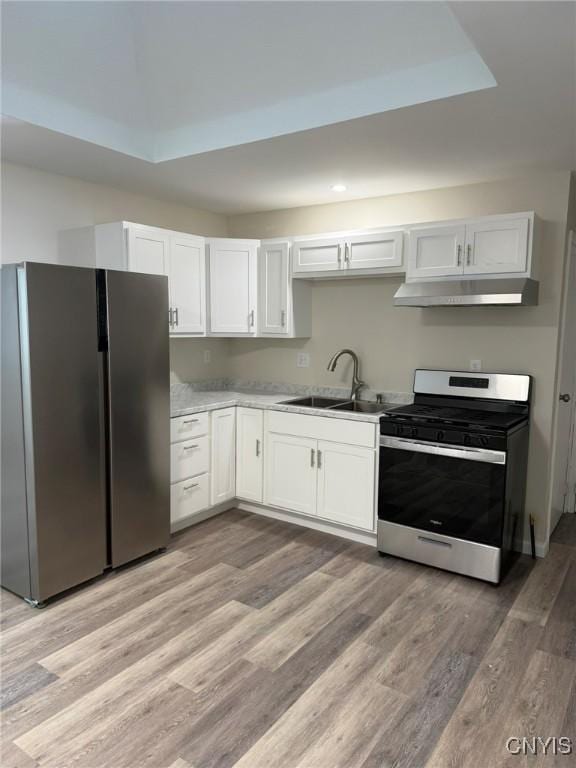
394;278;539;307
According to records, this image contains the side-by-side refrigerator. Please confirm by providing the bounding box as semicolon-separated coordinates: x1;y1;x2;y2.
1;262;170;606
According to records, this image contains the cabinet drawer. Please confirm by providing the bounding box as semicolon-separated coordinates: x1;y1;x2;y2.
266;410;376;448
170;474;210;523
170;436;209;482
170;412;209;443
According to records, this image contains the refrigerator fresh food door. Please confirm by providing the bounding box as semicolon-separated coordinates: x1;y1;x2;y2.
17;263;107;602
106;270;170;566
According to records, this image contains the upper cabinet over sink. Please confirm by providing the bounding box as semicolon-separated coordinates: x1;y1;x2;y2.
406;212;534;282
292;228;404;278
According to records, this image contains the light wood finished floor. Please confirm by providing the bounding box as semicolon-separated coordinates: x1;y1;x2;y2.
1;510;575;768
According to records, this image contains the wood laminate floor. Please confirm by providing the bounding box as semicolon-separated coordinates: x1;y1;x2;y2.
1;510;575;768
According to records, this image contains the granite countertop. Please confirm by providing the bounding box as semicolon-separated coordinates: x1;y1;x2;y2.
171;389;395;423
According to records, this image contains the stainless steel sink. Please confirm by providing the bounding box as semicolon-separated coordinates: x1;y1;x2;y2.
281;396;389;414
329;400;389;414
280;396;350;409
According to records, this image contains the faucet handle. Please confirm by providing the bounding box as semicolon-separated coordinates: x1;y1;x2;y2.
376;393;383;404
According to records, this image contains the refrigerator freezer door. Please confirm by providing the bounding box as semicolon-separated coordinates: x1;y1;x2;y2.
106;270;170;567
14;263;107;602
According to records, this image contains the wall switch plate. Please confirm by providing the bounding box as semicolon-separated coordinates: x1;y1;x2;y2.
297;352;310;368
203;349;211;364
470;359;482;371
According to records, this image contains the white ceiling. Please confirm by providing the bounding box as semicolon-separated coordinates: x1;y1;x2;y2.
2;1;494;160
2;1;575;214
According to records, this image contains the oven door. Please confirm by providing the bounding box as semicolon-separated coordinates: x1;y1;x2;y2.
378;436;506;547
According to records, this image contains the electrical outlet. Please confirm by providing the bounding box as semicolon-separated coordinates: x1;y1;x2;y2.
297;352;310;368
203;349;211;364
470;359;482;372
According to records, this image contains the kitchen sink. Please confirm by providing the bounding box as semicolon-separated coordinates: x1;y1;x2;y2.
329;400;389;414
281;396;389;414
280;396;350;409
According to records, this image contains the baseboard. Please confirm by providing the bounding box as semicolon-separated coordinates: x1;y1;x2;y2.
170;500;236;534
170;498;549;559
236;501;377;546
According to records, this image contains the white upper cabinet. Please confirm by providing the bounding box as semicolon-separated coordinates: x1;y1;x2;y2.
292;230;404;277
464;217;529;275
259;241;289;334
345;230;403;271
258;241;312;338
408;225;466;280
168;234;206;335
407;213;534;281
208;238;258;335
127;225;170;276
292;238;344;274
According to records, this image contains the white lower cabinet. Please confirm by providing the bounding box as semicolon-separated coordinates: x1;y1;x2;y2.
316;441;375;530
171;474;210;524
265;433;318;516
211;408;236;505
264;422;377;532
236;408;264;502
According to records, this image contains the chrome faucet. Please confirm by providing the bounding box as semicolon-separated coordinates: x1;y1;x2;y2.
327;349;366;401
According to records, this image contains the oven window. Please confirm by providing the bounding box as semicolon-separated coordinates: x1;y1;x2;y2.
378;446;505;546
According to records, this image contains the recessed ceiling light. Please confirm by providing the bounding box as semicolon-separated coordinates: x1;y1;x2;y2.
331;184;347;192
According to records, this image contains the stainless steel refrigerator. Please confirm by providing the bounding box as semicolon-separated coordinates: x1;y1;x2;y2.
1;262;170;606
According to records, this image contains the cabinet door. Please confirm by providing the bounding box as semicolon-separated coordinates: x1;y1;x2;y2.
208;239;258;333
236;408;264;502
464;218;529;275
292;238;343;274
170;474;210;523
168;235;206;334
259;242;289;335
346;231;403;270
408;226;465;279
126;225;169;276
211;408;236;505
316;441;375;531
265;433;317;515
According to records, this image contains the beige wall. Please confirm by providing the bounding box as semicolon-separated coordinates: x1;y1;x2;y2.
228;172;574;551
1;162;230;383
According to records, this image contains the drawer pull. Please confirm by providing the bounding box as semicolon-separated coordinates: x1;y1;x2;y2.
183;483;199;491
418;535;452;549
182;419;200;424
256;439;261;457
182;444;198;451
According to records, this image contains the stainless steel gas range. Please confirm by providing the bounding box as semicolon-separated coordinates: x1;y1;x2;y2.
377;369;531;583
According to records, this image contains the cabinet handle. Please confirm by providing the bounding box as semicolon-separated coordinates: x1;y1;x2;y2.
466;244;472;267
183;483;199;491
169;308;174;328
337;244;342;266
174;307;179;327
256;438;261;457
280;310;286;327
456;245;462;267
317;449;322;469
182;418;200;424
182;444;198;451
249;309;255;327
310;448;315;468
344;244;350;266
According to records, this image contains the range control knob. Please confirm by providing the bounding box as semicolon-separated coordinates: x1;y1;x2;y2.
463;434;471;445
480;436;489;447
411;427;418;438
436;430;445;441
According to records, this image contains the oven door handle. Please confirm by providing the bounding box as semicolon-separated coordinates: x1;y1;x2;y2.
379;436;506;465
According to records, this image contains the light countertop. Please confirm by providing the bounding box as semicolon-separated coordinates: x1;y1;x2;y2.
170;389;393;423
